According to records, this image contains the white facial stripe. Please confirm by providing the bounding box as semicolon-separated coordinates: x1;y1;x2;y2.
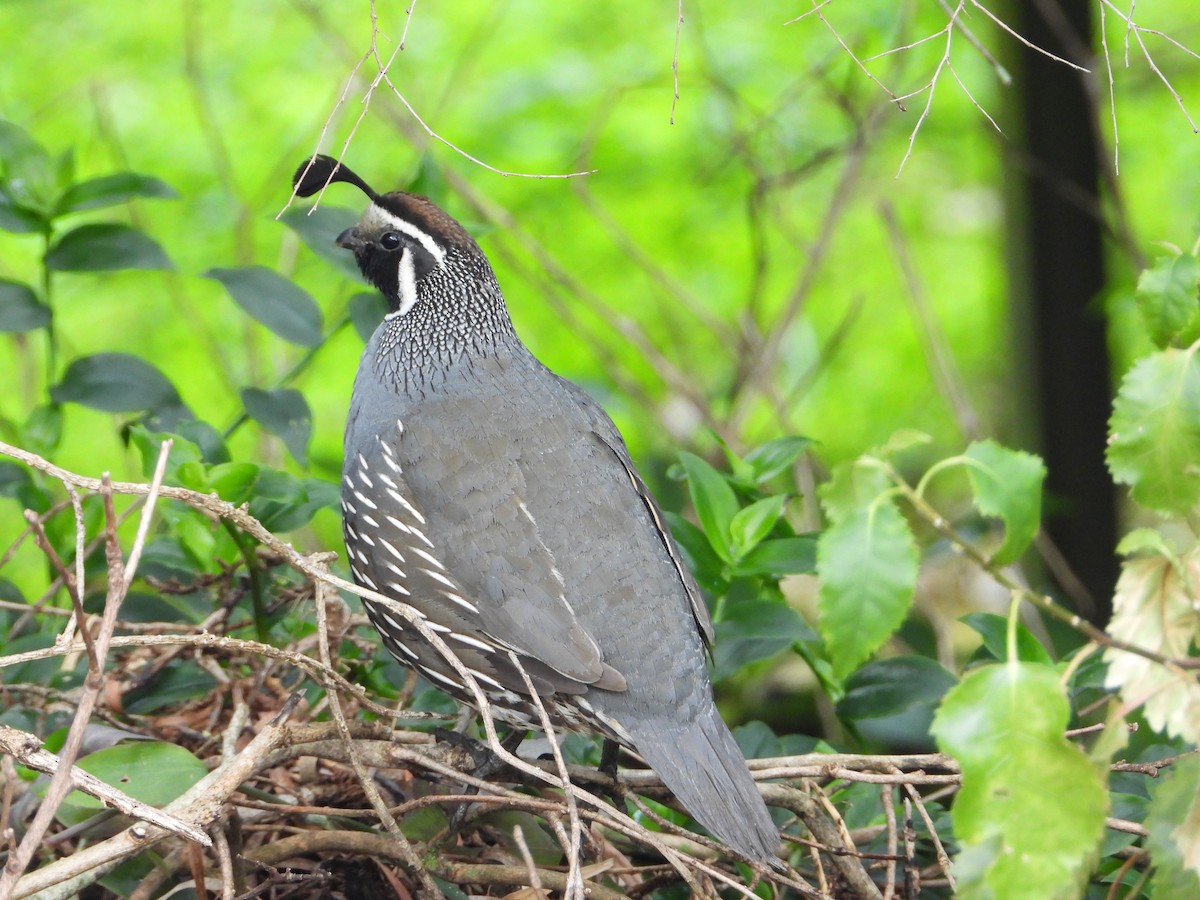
371;205;447;267
386;249;419;320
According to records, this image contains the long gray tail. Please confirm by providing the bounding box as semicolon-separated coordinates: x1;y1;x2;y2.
626;704;779;865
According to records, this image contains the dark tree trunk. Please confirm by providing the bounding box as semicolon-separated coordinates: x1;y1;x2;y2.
1012;0;1116;625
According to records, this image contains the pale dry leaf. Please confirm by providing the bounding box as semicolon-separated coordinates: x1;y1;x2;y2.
1103;550;1200;743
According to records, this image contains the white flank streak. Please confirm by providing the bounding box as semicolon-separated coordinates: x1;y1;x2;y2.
343;472;354;489
380;538;405;563
381;453;402;474
450;632;494;653
386;580;411;596
442;591;479;614
380;612;408;634
396;419;405;435
468;668;504;689
361;513;380;528
386;250;419;320
421;567;456;589
378;473;397;489
353;490;378;510
426;621;450;633
410;546;445;570
358;532;376;547
344;501;357;516
350;565;365;582
345;523;359;539
385;514;411;534
421;667;460;690
357;470;373;488
386;488;426;523
359;572;378;589
384;561;405;578
407;525;435;549
373;206;447;267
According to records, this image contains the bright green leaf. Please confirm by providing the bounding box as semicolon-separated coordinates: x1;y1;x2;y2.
964;439;1045;565
207;462;259;505
1145;754;1200;895
732;535;817;578
1136;252;1200;349
51;353;181;412
816;500;918;680
57;741;207;824
0;279;49;332
742;436;810;483
678;451;740;562
54;172;178;215
728;494;786;560
932;663;1107;898
960;612;1054;665
818;458;892;524
838;656;957;720
206;266;323;347
45;223;172;271
1107;348;1200;516
241;387;312;465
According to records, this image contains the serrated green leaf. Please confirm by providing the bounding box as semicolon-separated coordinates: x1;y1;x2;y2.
0;279;49;332
711;598;815;681
54;172;178;215
960;612;1054;665
206;266;323;347
1107;348;1200;516
1145;754;1200;895
241;387;312;465
45;223;172;271
816;500;918;680
742;436;810;483
51;353;181;412
964;439;1045;565
932;663;1107;898
876;428;933;458
1116;527;1178;559
1136;253;1200;349
280;205;362;279
818;458;892;524
678;451;740;562
732;535;817;577
837;655;957;720
348;290;387;341
728;494;786;560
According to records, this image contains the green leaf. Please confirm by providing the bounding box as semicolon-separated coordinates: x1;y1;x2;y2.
206;266;323;347
59;741;206;821
51;353;181;412
122;661;218;714
0;191;46;233
728;494;786;561
280;205;362;279
816;500;918;680
1136;252;1200;349
963;440;1045;565
960;612;1054;665
349;291;387;341
742;436;810;483
732;535;817;578
0;279;50;332
45;223;172;271
1107;348;1200;516
207;462;259;505
678;451;740;562
818;458;892;524
664;511;728;594
250;471;338;532
837;656;957;720
1144;754;1200;896
241;387;312;465
23;404;62;456
932;663;1107;899
711;598;816;681
0;120;56;215
54;172;178;215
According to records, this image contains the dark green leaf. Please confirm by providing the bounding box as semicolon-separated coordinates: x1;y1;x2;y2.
0;192;45;233
1135;252;1200;349
406;153;450;205
250;472;338;532
0;120;56;214
46;223;171;271
206;266;323;347
51;354;180;412
664;511;728;594
54;172;178;214
0;279;49;332
732;535;817;577
349;291;387;341
207;462;259;504
712;598;815;681
733;721;821;760
1144;754;1200;897
961;612;1054;664
122;661;217;714
743;436;811;483
678;451;739;562
241;387;312;465
280;205;362;279
1107;348;1200;516
838;656;958;719
23;404;62;456
964;439;1045;565
817;500;918;680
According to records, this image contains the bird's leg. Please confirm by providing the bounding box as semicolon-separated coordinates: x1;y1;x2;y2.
597;738;626;810
438;726;527;830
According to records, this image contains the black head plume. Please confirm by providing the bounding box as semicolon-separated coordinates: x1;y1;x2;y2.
292;155;380;202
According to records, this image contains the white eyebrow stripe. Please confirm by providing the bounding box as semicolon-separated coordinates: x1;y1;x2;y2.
372;205;447;267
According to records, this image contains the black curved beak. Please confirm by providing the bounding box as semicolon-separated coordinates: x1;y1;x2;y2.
336;227;361;250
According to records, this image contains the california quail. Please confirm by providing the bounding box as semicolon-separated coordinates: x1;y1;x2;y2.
292;155;780;865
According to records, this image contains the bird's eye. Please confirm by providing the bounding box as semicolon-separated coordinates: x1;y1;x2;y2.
379;232;402;250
